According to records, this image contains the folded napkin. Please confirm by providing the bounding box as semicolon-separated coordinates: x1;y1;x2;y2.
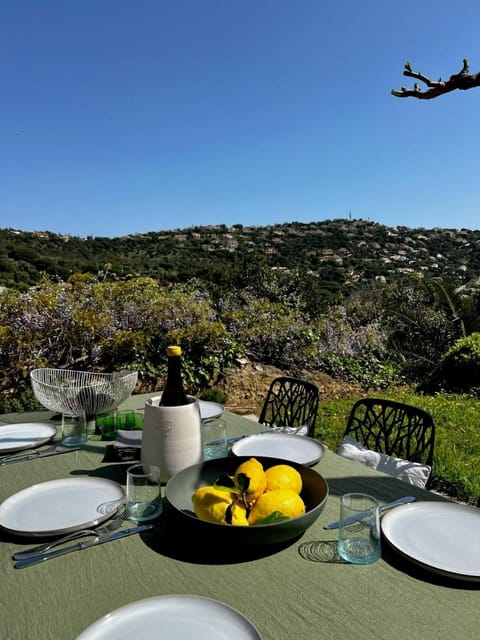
99;429;144;463
338;435;431;488
114;429;143;449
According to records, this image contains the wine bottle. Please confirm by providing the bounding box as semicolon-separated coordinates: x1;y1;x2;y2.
142;344;202;481
159;345;189;406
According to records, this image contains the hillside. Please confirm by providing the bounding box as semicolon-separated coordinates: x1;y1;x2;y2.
2;218;480;291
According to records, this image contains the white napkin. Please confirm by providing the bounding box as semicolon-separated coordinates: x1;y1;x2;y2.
338;435;431;488
114;429;143;449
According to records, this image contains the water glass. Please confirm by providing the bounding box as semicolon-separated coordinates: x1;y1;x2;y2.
129;411;144;430
61;411;87;447
202;418;228;460
126;464;162;522
96;410;144;440
337;493;381;564
96;412;117;440
115;410;136;429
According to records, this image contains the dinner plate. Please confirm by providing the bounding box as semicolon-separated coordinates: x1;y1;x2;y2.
0;477;124;537
75;595;262;640
231;432;325;466
199;400;224;421
0;422;57;453
148;396;223;421
381;501;480;581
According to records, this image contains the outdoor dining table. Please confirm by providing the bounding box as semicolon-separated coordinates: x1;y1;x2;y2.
0;392;478;640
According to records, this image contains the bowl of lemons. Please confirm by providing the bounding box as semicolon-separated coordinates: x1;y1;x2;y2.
165;455;329;545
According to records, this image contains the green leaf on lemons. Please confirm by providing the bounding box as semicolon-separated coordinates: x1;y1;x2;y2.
213;473;241;495
255;510;290;524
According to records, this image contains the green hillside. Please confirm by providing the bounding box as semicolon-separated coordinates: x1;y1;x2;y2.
2;218;480;292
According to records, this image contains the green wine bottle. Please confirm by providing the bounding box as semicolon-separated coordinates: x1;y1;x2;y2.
159;345;189;406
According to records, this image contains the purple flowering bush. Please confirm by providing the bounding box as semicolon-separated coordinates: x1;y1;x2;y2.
0;275;398;411
0;276;242;410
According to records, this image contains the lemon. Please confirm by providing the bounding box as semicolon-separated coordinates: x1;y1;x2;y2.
191;486;234;524
229;500;249;526
234;458;267;505
191;486;249;526
247;489;306;525
264;464;302;495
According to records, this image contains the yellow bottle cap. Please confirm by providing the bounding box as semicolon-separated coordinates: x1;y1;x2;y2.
166;345;182;356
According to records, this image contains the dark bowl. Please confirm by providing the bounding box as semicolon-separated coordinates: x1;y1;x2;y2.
165;456;329;545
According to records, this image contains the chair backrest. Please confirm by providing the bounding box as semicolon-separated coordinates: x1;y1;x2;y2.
258;376;319;437
343;397;435;468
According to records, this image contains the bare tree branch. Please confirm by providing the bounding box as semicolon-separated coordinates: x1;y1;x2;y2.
392;59;480;99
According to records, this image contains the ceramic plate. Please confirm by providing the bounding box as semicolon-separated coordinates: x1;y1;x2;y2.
0;477;124;537
0;422;57;453
75;595;262;640
146;396;223;421
381;501;480;581
231;432;324;466
199;401;224;421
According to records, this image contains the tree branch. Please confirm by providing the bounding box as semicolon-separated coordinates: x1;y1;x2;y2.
391;59;480;99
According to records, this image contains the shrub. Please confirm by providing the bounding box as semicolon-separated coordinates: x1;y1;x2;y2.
439;333;480;393
317;353;403;388
0;277;241;409
314;305;388;358
199;387;228;404
220;294;317;370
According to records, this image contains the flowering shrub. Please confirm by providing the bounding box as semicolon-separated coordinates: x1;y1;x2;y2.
0;277;242;409
220;293;317;370
0;273;458;411
314;305;387;358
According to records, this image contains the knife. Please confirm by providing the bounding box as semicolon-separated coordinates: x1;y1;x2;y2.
323;496;416;530
14;523;153;569
0;446;81;466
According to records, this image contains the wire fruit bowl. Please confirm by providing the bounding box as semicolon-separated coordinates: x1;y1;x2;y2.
30;369;138;416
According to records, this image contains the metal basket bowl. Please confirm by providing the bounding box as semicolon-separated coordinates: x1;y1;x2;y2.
30;368;138;416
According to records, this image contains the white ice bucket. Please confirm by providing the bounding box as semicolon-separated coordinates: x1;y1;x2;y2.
141;395;202;483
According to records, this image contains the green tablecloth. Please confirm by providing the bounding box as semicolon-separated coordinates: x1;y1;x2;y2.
0;394;478;640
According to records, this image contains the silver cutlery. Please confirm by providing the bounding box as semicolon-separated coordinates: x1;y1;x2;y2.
14;523;153;569
323;496;416;530
0;445;81;466
12;507;131;560
0;444;56;462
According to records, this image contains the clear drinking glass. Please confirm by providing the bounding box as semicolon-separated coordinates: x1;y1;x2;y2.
61;411;87;447
337;493;381;564
126;464;162;522
202;418;228;460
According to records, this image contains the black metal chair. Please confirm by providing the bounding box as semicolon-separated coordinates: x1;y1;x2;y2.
258;376;319;437
342;397;435;469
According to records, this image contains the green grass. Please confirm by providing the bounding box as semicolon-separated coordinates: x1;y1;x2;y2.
314;388;480;505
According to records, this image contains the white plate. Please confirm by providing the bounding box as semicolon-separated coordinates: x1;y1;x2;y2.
232;432;324;466
0;477;124;537
148;396;224;421
381;501;480;581
199;400;224;421
0;422;57;453
75;595;262;640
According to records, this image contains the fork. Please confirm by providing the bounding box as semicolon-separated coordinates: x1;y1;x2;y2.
0;445;57;464
12;507;131;561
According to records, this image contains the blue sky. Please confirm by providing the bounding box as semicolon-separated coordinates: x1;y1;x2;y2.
2;1;480;238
